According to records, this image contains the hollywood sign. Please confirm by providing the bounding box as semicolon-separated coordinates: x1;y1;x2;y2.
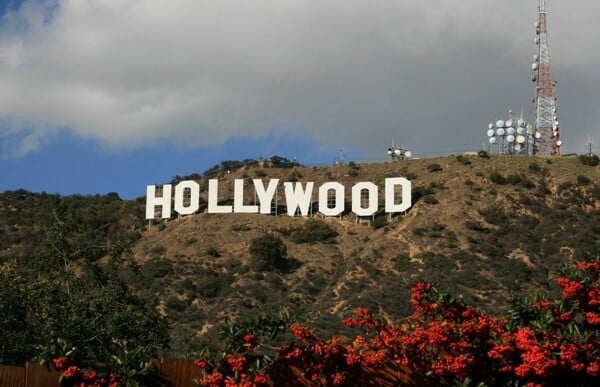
145;178;411;220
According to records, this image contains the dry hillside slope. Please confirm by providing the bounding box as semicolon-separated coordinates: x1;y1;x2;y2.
127;155;599;344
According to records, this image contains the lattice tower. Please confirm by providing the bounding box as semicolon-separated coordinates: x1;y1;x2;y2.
533;0;561;155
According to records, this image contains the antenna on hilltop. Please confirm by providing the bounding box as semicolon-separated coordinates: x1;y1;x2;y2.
532;0;562;155
387;139;412;161
334;149;346;166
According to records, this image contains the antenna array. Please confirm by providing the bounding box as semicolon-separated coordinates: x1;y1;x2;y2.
387;140;412;161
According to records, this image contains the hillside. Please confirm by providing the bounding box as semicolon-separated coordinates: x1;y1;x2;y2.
1;154;599;352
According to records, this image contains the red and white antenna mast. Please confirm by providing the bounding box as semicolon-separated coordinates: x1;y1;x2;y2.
532;0;561;155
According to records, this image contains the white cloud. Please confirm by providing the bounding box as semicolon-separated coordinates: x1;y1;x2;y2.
1;0;598;157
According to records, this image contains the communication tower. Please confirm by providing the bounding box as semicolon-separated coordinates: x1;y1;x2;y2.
532;0;562;155
387;140;411;161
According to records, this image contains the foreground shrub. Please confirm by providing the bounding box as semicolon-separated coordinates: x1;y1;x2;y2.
277;258;600;386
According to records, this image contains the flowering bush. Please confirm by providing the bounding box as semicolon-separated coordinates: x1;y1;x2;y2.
52;355;121;387
193;310;292;387
271;258;600;386
42;258;600;386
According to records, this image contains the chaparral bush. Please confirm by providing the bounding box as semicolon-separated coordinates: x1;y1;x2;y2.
190;257;599;386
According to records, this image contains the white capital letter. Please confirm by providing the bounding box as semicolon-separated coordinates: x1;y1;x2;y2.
234;179;259;213
284;182;314;216
385;177;412;213
146;184;172;219
174;181;200;215
319;182;344;216
352;182;378;216
208;179;233;213
253;179;279;214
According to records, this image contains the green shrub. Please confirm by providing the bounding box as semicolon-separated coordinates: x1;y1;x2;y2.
372;216;388;230
578;154;600;166
287;171;301;182
479;205;509;227
422;195;439;205
290;219;338;243
206;247;221;257
427;163;443;172
165;296;190;313
489;171;507;185
577;175;592;186
249;234;288;271
142;259;172;279
254;169;268;177
478;150;490;159
405;171;418;180
528;161;541;172
149;245;166;256
456;155;472;165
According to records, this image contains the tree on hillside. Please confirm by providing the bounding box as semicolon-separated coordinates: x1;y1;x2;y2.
249;234;288;271
0;205;170;373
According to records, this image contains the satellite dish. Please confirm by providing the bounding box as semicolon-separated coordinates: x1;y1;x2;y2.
487;129;495;137
526;124;534;134
535;132;542;139
518;119;526;127
533;54;539;62
404;151;412;158
514;143;522;151
506;120;513;127
496;120;505;128
507;127;516;135
488;123;494;129
516;135;526;144
532;63;538;71
556;140;562;146
387;149;393;155
394;149;402;156
552;108;557;113
516;127;525;135
532;75;537;82
497;128;506;136
489;137;497;144
535;37;540;44
535;21;540;28
506;134;515;143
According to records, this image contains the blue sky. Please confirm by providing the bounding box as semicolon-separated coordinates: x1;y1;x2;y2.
1;1;598;199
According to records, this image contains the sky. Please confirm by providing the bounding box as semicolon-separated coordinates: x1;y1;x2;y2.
0;0;599;199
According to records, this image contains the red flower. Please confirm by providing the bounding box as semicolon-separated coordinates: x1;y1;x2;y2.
206;372;223;387
532;299;552;310
576;261;600;271
63;365;79;379
52;356;68;370
194;360;207;369
585;312;600;326
82;370;97;381
252;372;269;385
588;360;600;377
226;355;246;372
556;277;585;299
242;333;258;351
332;372;346;385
